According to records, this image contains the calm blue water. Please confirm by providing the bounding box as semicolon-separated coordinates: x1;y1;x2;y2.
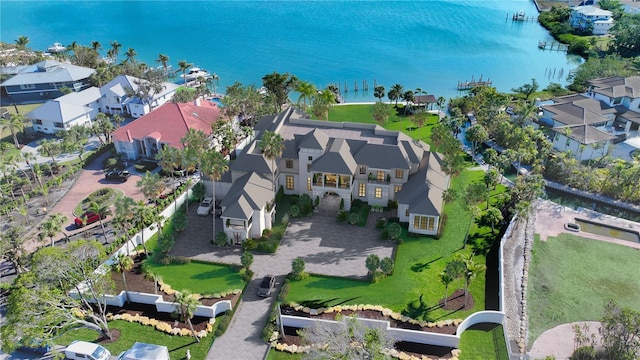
0;0;582;102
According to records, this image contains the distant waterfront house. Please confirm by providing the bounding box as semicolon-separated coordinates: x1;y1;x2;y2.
99;75;179;119
569;5;614;35
0;60;95;103
212;107;450;242
540;77;640;160
25;87;101;134
111;101;221;160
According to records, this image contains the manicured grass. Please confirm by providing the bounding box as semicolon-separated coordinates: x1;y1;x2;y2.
326;104;440;145
458;323;509;360
145;260;246;295
267;350;305;360
55;320;213;360
287;169;488;321
528;233;640;343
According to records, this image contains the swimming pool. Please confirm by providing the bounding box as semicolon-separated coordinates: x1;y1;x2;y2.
209;97;223;107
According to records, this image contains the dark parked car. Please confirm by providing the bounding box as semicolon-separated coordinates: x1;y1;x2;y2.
104;170;131;182
74;211;105;227
258;275;276;297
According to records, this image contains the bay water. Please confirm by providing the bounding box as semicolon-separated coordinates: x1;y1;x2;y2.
0;0;582;101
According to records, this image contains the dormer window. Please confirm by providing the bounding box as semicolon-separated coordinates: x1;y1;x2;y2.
286;159;293;168
359;166;366;174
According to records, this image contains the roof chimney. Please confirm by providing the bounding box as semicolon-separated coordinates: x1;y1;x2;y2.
194;97;201;106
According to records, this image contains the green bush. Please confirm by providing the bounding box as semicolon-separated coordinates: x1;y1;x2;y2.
242;238;256;250
337;210;348;223
570;346;597;360
215;231;228;246
298;194;313;215
289;205;300;218
275;185;284;202
387;200;398;209
278;278;291;302
170;256;190;265
255;241;278;254
348;212;359;225
241;268;254;282
215;312;231;335
281;213;290;226
339;198;344;209
376;217;386;229
380;229;390;240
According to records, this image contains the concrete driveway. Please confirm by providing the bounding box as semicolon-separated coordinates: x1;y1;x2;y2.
170;207;395;359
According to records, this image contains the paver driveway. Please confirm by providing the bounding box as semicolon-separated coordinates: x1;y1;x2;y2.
169;207;395;359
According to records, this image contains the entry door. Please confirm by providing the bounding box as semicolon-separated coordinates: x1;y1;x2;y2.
234;233;242;245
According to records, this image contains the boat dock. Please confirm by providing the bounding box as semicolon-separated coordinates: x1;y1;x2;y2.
457;75;492;90
538;41;568;52
331;79;371;93
508;12;538;22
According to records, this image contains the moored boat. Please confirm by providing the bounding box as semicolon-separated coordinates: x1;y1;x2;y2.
180;67;211;82
47;42;66;53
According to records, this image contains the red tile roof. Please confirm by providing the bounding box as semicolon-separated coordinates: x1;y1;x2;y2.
112;101;221;148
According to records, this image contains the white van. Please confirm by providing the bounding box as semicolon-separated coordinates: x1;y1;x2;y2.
116;342;170;360
65;340;111;360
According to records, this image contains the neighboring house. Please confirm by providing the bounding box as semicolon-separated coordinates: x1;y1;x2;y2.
0;60;95;103
111;100;221;160
569;5;614;35
213;107;450;243
25;87;101;134
99;75;179;119
539;76;640;160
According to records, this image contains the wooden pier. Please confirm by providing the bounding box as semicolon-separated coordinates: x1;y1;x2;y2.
508;12;538;22
333;80;371;93
457;75;492;90
538;41;568;52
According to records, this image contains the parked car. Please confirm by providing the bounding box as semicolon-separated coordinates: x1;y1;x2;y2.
104;170;131;182
65;341;111;360
74;211;105;227
116;342;170;360
197;197;214;216
258;275;276;297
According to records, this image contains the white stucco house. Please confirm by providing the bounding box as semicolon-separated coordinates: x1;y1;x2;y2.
25;87;101;134
569;5;614;35
211;107;450;243
99;75;179;119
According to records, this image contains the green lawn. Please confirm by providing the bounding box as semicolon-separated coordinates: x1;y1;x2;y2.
528;233;640;343
325;104;440;145
55;320;214;360
267;350;304;360
145;260;246;295
287;169;488;321
458;323;509;360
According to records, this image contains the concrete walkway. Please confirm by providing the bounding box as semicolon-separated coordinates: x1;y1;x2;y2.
529;321;601;360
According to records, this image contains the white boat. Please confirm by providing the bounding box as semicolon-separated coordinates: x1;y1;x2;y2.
180;67;211;82
47;42;66;53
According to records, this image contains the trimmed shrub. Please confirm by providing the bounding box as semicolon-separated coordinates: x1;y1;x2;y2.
256;241;278;254
348;212;359;225
336;210;348;223
241;268;254;282
376;217;386;229
289;205;300;218
215;312;231;336
380;257;394;275
275;185;284;202
242;238;256;250
339;198;345;210
314;196;320;207
387;200;398;209
388;222;402;240
278;278;291;302
281;214;290;226
298;194;313;215
215;231;228;246
169;256;190;265
380;229;390;240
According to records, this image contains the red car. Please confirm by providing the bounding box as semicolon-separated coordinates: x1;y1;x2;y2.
74;211;105;227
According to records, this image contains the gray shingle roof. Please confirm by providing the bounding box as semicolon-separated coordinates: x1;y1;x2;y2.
310;138;357;174
0;60;95;86
589;76;640;99
354;143;410;170
543;97;613;126
221;172;273;220
298;128;329;150
554;124;616;145
396;151;448;216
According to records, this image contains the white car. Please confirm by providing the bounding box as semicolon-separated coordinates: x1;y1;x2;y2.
65;341;111;360
197;197;214;216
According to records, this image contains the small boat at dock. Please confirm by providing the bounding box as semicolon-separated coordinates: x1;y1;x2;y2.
47;42;65;53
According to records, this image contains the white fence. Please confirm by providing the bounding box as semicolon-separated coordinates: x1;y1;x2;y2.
94;290;231;318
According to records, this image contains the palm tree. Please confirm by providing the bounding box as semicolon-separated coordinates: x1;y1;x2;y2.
114;196;136;254
39;213;67;247
437;96;446;111
133;200;154;255
295;80;316;110
38;139;62;177
259;130;284;194
22;151;45;196
455;253;486;305
413;111;428;140
200;149;228;240
14;36;29;50
1;114;26;149
88;202;112;243
155;53;170;74
112;254;134;303
91;41;102;52
124;47;137;64
439;271;455;307
390;84;404;107
174;290;201;342
371;101;392;126
136;171;165;203
109;40;122;62
157;146;180;178
177;60;192;85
